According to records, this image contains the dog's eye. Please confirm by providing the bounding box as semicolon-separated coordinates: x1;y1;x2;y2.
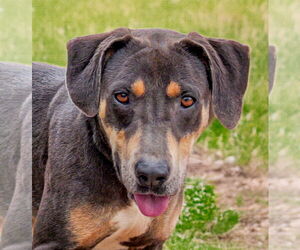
181;96;195;108
115;92;129;104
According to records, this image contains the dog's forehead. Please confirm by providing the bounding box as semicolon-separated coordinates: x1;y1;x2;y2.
103;29;209;95
131;28;185;46
106;50;185;86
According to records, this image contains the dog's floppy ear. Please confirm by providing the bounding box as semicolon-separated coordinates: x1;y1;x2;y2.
178;32;250;129
66;28;132;117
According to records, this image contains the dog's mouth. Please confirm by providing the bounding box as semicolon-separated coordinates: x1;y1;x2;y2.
133;193;170;217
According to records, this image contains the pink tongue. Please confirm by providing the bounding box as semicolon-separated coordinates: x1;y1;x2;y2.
134;194;169;217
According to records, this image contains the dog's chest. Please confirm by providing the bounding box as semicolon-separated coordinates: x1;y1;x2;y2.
93;203;152;250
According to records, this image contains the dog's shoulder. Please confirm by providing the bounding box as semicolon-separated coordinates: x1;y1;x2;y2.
32;62;68;123
33;62;65;83
33;62;65;100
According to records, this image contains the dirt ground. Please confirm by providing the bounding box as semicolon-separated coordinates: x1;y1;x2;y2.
269;158;300;250
187;147;268;250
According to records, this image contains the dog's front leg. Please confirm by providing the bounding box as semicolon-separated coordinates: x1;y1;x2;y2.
33;181;116;249
33;182;79;250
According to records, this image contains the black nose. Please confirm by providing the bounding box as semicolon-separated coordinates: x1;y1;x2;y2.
135;160;170;188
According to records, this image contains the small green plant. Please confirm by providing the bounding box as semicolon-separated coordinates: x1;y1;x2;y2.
211;210;239;235
165;178;240;249
176;179;218;233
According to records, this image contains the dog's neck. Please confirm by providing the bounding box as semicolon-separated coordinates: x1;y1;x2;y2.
86;115;131;204
88;115;113;163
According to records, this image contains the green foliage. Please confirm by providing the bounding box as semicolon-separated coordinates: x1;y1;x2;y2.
165;179;240;249
212;210;239;235
165;233;199;250
177;180;217;232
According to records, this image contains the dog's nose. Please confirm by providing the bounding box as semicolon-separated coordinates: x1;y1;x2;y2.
135;160;170;188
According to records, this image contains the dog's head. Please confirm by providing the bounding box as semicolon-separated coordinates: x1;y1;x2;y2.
66;28;250;217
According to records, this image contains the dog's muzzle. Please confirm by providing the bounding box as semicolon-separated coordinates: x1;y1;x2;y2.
133;160;170;217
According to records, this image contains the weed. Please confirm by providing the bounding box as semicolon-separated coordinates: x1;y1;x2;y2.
166;179;240;249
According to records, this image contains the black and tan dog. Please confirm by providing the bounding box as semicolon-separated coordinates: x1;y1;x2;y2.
33;28;250;249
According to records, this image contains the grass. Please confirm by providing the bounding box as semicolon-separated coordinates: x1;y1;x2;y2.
0;0;31;64
32;0;268;169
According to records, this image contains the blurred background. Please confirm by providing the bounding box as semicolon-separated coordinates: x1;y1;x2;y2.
0;0;31;64
32;0;268;249
0;0;32;248
269;0;300;249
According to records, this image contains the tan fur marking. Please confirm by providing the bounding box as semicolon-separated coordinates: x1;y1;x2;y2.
116;130;126;150
166;131;179;168
99;117;141;171
167;130;193;166
132;80;145;97
166;81;181;97
107;129;125;157
179;105;210;159
93;203;152;249
98;99;128;157
69;204;116;248
99;123;124;154
153;190;183;240
179;134;195;160
196;104;210;135
98;99;142;163
167;104;210;179
115;128;141;174
125;129;141;160
99;100;107;120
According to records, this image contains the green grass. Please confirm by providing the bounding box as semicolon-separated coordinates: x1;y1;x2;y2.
0;0;31;63
33;0;268;168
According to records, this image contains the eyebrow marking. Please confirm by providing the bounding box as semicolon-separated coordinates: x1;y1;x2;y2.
131;80;145;97
166;81;181;97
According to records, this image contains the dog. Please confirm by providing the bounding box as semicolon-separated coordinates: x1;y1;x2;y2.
32;28;250;249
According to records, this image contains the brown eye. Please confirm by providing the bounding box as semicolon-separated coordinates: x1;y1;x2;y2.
181;96;195;108
115;92;129;104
